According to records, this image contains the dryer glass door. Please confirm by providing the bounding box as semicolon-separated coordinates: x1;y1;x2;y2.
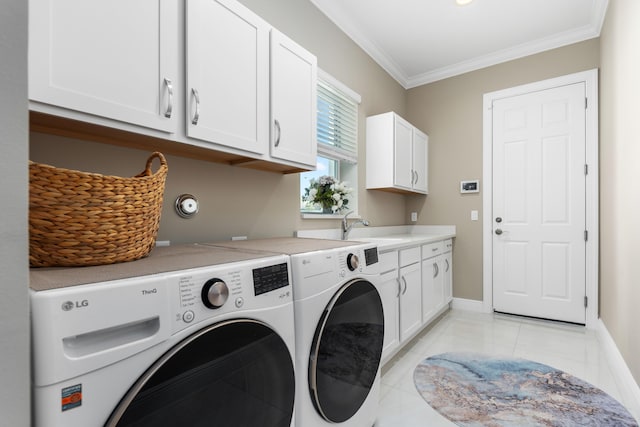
309;279;384;423
106;319;295;427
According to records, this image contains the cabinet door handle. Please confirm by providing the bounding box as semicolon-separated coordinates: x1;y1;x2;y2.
274;119;281;147
396;278;401;297
163;78;173;118
414;171;419;184
401;276;408;295
190;88;200;125
433;262;439;278
445;259;450;273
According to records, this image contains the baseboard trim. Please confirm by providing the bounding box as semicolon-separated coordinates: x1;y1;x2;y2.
452;298;485;312
597;319;640;421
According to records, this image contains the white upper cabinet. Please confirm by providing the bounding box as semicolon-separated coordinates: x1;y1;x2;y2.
366;112;429;194
269;30;318;167
28;0;317;173
393;117;413;189
29;0;179;133
412;127;429;193
186;0;269;155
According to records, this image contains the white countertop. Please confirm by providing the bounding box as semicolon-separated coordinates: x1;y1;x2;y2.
295;225;455;252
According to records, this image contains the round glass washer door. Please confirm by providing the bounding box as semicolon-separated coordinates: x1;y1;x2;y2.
308;279;384;423
106;319;295;427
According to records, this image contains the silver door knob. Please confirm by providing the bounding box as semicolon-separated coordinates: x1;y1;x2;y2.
495;229;503;235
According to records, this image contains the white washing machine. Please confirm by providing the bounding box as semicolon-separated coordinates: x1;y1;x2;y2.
206;238;385;427
30;244;297;427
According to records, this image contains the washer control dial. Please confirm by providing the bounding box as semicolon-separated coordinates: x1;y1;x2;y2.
201;278;229;309
346;253;359;271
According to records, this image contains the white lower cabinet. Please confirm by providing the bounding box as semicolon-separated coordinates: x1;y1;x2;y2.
421;242;444;325
380;238;454;365
377;267;400;362
443;240;453;303
421;239;454;325
398;247;422;343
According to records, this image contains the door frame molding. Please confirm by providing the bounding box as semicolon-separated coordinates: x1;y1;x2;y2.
482;69;599;328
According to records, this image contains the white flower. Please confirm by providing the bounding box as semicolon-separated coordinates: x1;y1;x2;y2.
303;175;352;213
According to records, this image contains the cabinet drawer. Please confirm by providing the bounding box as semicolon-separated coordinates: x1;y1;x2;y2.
443;239;453;253
399;247;420;267
378;251;399;273
422;241;444;259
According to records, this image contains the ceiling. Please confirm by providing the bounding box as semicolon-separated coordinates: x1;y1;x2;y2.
310;0;609;89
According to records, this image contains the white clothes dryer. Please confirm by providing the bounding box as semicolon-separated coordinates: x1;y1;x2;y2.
30;244;296;427
206;238;385;427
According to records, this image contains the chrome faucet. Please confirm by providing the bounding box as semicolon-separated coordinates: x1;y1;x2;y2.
341;211;369;240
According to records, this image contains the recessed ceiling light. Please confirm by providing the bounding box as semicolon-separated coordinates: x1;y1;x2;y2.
456;0;474;5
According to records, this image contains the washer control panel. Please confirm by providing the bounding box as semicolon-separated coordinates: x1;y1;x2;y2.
165;254;291;333
338;245;380;277
253;262;289;296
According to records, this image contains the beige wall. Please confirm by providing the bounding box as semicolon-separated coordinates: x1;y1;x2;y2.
599;0;640;383
30;0;408;244
406;39;600;301
29;3;602;301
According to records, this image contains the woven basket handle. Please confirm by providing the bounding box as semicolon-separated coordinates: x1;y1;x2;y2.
138;152;168;177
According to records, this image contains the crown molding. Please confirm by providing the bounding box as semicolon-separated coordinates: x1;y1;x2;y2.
311;0;609;90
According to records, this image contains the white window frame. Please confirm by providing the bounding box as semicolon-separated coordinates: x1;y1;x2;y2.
301;70;361;219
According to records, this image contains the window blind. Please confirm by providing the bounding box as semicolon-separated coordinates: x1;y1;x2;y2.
316;75;359;164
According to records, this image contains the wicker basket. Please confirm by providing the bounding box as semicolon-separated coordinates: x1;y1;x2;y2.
29;152;168;267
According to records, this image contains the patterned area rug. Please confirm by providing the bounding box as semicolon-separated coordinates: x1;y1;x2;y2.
413;352;638;426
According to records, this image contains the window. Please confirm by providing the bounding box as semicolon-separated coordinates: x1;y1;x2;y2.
300;70;361;216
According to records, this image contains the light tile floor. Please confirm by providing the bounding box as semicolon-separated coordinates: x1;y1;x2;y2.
375;309;639;426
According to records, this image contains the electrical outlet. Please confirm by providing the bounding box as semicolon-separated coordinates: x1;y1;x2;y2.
471;210;479;221
411;212;418;222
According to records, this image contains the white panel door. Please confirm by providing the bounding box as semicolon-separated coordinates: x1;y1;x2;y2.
492;83;586;324
421;256;443;324
394;115;413;190
270;30;317;167
186;0;269;154
443;251;453;304
377;270;400;362
412;128;429;193
29;0;178;132
399;262;422;341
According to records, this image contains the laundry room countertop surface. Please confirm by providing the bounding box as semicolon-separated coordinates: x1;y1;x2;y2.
29;244;284;291
296;225;456;252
